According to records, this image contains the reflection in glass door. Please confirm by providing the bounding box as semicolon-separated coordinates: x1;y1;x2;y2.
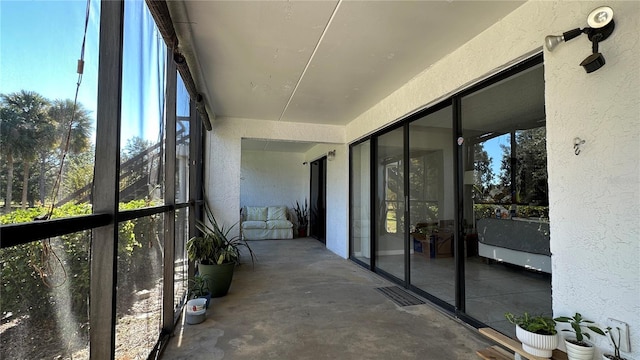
462;63;551;337
348;55;548;336
375;128;405;281
350;141;371;265
408;105;455;305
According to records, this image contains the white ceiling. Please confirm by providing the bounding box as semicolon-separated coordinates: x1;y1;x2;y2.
241;138;317;153
168;0;526;151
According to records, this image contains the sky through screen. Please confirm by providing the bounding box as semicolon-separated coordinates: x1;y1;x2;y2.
0;0;164;145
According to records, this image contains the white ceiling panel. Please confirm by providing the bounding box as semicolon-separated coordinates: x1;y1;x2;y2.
171;0;526;127
242;139;317;153
282;1;526;125
174;1;339;121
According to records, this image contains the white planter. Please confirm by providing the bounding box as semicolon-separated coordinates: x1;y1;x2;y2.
565;338;595;360
602;354;628;360
516;325;559;358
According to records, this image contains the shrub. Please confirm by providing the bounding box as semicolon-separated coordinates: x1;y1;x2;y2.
0;201;152;323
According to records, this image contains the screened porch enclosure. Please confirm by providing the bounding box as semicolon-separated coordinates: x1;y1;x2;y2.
1;1;203;358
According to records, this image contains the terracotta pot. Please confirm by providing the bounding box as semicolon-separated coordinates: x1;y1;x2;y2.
515;325;558;358
565;338;595;360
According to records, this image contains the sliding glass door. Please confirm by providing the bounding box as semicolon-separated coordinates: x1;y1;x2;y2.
462;63;550;336
348;55;548;335
350;140;371;265
408;105;455;305
375;127;406;282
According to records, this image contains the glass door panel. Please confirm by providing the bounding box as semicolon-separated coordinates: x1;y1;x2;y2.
408;105;455;305
375;128;405;281
350;141;371;265
462;64;551;336
310;157;327;243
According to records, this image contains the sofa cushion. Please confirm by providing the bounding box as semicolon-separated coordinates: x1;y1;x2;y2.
266;219;293;229
242;220;267;229
246;207;268;221
267;206;287;220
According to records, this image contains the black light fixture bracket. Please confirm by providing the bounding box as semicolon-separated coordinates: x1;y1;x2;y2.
544;6;615;73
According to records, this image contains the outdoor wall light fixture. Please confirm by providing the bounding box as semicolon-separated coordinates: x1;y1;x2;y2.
545;6;615;73
327;150;336;161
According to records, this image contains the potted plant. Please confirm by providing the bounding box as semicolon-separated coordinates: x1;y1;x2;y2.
505;312;558;358
603;326;628;360
554;313;605;360
188;274;211;308
187;202;256;297
293;199;309;237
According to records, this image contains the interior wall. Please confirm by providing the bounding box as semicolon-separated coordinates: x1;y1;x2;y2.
240;150;308;212
205;117;345;250
409;126;454;221
342;1;639;357
304;143;349;257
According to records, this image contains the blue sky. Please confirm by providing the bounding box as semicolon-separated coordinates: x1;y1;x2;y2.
484;134;510;182
1;0;166;145
0;0;100;118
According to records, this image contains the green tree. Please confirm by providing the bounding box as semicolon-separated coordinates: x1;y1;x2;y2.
47;99;93;204
0;103;18;210
1;91;53;210
63;149;94;202
473;143;494;202
120;136;155;200
498;127;548;205
515;127;548;205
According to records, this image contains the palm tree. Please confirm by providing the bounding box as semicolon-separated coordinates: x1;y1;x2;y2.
0;103;19;211
46;99;92;204
1;91;52;210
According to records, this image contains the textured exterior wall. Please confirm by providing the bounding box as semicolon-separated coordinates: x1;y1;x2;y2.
304;143;349;257
343;1;639;357
545;2;640;358
240;150;308;211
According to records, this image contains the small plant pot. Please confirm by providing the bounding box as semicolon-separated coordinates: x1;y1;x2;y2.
185;298;207;325
515;325;558;358
602;355;627;360
198;291;212;308
565;338;595;360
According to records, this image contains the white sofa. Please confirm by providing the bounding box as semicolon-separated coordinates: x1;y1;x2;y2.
241;206;294;240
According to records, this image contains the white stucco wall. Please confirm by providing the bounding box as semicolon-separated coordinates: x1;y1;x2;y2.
205;1;639;356
240;150;308;210
544;2;640;358
342;1;639;357
205;116;345;242
303;143;349;257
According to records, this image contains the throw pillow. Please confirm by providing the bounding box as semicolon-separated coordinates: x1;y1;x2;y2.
246;207;267;221
267;206;287;220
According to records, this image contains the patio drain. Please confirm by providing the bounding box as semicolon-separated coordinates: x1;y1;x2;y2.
375;286;425;307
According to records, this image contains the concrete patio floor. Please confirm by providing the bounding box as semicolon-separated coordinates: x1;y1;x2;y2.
161;238;492;359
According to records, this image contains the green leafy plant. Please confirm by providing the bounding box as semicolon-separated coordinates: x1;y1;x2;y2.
604;326;628;360
505;312;557;335
293;199;309;229
0;200;150;325
554;313;605;346
188;274;210;298
187;201;256;266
